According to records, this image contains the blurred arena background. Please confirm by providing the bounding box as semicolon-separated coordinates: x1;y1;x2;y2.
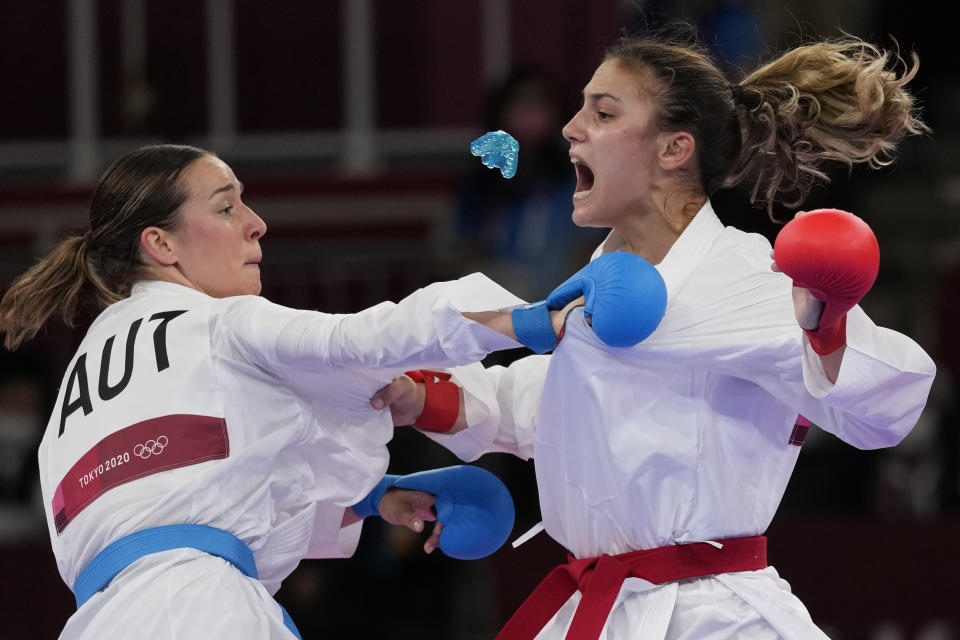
0;1;957;638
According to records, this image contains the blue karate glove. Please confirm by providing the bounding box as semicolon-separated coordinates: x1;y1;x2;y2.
512;251;668;352
351;474;400;519
351;466;515;560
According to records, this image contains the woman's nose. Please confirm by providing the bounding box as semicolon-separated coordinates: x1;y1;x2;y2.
248;208;267;240
562;111;584;143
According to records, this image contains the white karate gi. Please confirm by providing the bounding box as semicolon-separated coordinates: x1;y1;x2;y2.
429;202;936;639
38;275;524;639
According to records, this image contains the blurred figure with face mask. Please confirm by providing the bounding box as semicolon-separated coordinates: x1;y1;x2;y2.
0;350;49;542
453;68;607;305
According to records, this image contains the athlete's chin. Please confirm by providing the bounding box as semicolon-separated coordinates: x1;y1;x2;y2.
571;204;603;228
240;268;263;296
228;276;262;297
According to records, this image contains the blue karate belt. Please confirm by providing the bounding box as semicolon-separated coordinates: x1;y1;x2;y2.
73;524;301;639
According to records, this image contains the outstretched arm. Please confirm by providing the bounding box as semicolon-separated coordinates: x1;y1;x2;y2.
461;298;574;351
216;273;526;375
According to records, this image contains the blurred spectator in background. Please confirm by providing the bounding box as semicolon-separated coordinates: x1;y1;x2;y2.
451;67;606;305
0;349;49;543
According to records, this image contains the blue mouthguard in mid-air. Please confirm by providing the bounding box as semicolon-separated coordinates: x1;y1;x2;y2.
470;130;519;179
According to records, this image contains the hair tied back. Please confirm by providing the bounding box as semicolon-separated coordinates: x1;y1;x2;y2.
731;84;745;104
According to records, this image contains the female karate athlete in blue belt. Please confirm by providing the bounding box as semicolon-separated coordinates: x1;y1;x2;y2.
0;144;648;639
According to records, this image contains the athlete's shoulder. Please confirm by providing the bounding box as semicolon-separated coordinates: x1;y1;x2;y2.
210;293;295;322
707;225;780;278
684;226;791;315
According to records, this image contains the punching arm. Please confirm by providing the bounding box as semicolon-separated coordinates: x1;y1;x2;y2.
773;209;881;381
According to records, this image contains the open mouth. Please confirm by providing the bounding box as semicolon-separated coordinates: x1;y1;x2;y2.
573;159;595;197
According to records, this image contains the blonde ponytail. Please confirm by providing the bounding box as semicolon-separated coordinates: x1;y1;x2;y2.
728;37;929;213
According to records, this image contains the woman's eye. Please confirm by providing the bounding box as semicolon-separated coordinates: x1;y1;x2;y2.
597;111;612;121
220;205;234;215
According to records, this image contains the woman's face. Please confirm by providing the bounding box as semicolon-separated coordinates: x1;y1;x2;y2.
168;155;267;298
561;60;662;228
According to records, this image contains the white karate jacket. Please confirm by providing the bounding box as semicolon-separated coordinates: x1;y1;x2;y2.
429;202;936;639
39;275;523;639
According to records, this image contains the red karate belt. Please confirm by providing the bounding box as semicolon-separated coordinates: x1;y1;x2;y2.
496;535;767;640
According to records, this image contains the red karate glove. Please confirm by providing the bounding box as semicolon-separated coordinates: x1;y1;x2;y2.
405;370;460;433
773;209;879;355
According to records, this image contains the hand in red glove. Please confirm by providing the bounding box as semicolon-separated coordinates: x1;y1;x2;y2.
772;209;880;355
371;371;460;432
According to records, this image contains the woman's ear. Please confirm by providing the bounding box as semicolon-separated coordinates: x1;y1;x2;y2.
657;131;696;171
140;227;178;266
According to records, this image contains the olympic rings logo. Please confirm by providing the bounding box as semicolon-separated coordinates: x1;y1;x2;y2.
134;435;169;459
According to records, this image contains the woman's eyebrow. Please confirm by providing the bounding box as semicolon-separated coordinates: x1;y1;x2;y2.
207;184;237;200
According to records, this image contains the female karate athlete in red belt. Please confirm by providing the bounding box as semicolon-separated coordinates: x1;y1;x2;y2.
376;30;937;639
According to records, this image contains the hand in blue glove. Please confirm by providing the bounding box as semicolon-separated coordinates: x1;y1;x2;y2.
512;251;668;352
351;465;515;560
